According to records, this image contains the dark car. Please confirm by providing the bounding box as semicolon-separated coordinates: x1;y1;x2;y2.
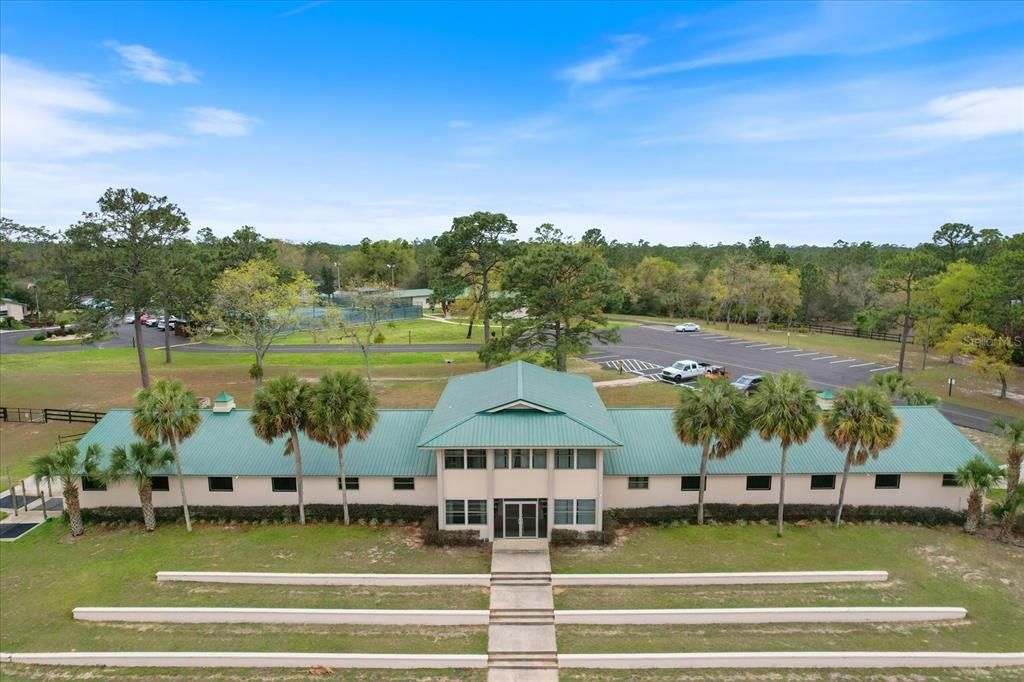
730;375;764;393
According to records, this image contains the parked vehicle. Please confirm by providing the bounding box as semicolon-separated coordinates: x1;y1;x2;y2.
661;359;710;383
674;322;701;332
704;365;730;379
138;314;154;326
731;374;764;393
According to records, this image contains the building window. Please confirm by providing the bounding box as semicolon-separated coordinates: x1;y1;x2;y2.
468;499;487;524
576;499;596;524
680;476;703;491
393;477;415;490
576;449;597;469
554;499;573;524
494;449;509;469
338;477;359;490
467;449;487;469
810;474;836;490
532;449;547;469
511;448;530;469
628;476;649;490
875;474;901;489
444;449;465;469
271;477;297;492
150;475;170;492
208;476;233;492
555;449;573;469
942;474;960;487
81;476;106;492
445;499;465;525
746;475;771;491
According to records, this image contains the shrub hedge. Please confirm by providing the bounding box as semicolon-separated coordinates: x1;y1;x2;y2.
549;513;618;546
80;503;434;524
608;504;966;527
419;510;484;546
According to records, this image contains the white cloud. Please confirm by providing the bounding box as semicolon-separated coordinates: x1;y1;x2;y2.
561;34;646;85
894;87;1024;140
106;41;198;85
185;107;257;137
0;54;177;159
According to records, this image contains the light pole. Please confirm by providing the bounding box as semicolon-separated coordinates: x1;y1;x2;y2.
386;263;396;289
333;262;341;304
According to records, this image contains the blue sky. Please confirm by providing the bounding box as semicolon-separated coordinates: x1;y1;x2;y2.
1;1;1021;245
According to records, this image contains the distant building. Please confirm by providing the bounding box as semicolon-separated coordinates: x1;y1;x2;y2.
0;298;26;322
335;287;433;308
74;362;982;541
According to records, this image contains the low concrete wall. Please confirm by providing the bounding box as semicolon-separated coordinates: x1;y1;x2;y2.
156;571;491;586
554;607;965;625
558;652;1024;669
73;607;488;626
551;570;888;586
0;652;488;669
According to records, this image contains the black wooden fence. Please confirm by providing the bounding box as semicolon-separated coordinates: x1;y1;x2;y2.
0;407;106;425
803;323;914;344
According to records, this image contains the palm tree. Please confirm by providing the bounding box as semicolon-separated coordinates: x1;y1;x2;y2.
106;441;174;531
823;385;900;528
955;455;1004;534
748;373;819;537
251;374;311;525
30;443;101;537
132;378;201;532
871;372;911;399
991;416;1024;491
672;376;751;525
305;371;378;525
992;484;1023;543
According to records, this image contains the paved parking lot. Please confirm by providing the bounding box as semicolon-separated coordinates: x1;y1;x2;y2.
586;323;998;431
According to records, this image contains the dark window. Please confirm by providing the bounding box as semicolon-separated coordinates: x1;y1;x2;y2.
511;448;530;469
271;476;297;492
444;449;464;469
208;476;233;492
150;476;170;492
875;474;901;489
445;499;465;525
746;475;771;491
680;476;703;491
466;449;487;469
532;449;547;469
467;499;487;524
810;474;836;490
942;474;960;487
628;476;649;489
393;477;415;490
576;449;597;469
494;449;509;469
81;476;106;491
576;499;596;524
555;449;573;469
554;499;573;524
338;477;359;490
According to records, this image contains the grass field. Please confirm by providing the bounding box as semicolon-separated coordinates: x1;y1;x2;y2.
552;524;1024;654
560;670;1024;682
0;522;490;655
204;317;486;347
0;667;488;682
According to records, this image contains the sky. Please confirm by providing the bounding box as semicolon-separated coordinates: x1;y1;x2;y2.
1;0;1022;246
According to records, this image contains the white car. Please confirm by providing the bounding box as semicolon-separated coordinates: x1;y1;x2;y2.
661;359;709;383
675;322;701;332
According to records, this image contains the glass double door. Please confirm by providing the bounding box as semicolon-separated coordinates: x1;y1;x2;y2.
503;500;538;539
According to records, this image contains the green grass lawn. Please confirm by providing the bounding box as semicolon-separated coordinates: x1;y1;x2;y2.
17;332;112;347
203;318;486;347
0;521;490;655
0;667;487;682
552;524;1024;655
561;670;1024;682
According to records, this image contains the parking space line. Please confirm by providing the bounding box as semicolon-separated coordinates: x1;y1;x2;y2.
747;343;770;348
761;346;786;351
701;335;724;340
729;341;748;345
870;365;898;372
849;362;875;368
776;349;801;354
792;352;819;358
812;355;837;361
585;354;619;361
830;358;857;364
715;338;733;343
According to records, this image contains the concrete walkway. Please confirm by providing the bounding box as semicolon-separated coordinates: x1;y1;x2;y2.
487;539;557;681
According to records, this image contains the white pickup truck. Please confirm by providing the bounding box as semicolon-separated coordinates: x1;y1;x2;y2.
661;359;709;383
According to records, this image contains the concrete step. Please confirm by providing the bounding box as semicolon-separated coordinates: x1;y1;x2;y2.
490;617;554;625
489;609;555;624
490;573;551;585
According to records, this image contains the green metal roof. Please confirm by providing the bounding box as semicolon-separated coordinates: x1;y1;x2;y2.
605;406;987;476
76;409;435;477
417;361;622;448
215;392;234;402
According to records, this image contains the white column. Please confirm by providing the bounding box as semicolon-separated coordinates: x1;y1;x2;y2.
546;448;554;539
486;448;495;541
596;449;604;532
435;450;445;530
